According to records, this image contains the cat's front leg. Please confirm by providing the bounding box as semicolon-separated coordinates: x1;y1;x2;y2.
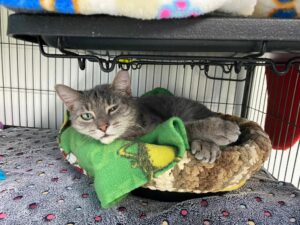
191;139;221;163
185;117;240;146
185;117;240;163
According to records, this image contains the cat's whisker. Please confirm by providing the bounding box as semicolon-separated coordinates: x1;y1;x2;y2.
130;124;145;130
112;122;120;126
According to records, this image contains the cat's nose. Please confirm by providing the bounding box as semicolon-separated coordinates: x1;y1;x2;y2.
99;122;109;132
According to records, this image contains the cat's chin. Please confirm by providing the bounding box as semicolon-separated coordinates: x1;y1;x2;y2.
99;135;118;145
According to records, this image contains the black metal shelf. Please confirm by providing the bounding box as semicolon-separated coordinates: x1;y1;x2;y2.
6;13;300;75
7;13;300;52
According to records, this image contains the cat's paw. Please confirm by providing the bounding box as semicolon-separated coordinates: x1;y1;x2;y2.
191;140;221;164
208;118;240;146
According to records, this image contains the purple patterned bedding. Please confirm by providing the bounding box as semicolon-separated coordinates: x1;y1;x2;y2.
0;127;299;225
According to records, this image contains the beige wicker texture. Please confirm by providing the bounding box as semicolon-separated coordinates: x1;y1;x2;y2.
144;115;272;193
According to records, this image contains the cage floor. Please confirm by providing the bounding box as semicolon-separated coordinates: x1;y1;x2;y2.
0;127;299;225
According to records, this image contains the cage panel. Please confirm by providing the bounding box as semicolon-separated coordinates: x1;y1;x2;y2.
0;7;299;189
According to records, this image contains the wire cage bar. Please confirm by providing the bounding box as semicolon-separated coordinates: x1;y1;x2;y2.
0;8;299;190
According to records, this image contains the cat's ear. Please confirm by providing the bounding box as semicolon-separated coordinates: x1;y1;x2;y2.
55;84;81;111
112;70;131;96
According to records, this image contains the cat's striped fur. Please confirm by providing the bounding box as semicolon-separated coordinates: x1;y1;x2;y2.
55;71;240;163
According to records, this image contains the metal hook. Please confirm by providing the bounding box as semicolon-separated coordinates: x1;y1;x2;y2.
99;60;116;73
119;63;131;71
223;64;233;73
78;58;86;70
234;61;243;74
267;57;300;76
38;36;300;80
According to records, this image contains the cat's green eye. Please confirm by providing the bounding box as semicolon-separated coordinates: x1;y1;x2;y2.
80;113;94;121
108;105;118;114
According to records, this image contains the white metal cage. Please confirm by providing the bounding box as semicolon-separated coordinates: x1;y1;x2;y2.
0;8;299;189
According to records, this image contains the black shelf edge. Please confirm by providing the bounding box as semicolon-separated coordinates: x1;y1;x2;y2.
7;13;300;52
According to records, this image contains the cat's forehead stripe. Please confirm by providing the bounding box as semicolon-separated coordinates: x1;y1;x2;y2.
82;104;89;111
81;89;120;111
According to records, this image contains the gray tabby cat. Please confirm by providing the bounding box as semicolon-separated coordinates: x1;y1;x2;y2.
55;70;240;163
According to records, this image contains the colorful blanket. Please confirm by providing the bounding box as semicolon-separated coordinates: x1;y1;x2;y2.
1;0;299;19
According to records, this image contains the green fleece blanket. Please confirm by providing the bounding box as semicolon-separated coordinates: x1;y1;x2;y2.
59;89;189;208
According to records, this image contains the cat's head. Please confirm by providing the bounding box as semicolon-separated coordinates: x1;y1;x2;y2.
55;70;138;144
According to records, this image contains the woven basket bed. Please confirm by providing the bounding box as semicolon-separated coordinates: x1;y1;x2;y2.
144;114;272;193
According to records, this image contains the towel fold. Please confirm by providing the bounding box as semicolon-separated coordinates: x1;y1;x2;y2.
59;116;189;208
